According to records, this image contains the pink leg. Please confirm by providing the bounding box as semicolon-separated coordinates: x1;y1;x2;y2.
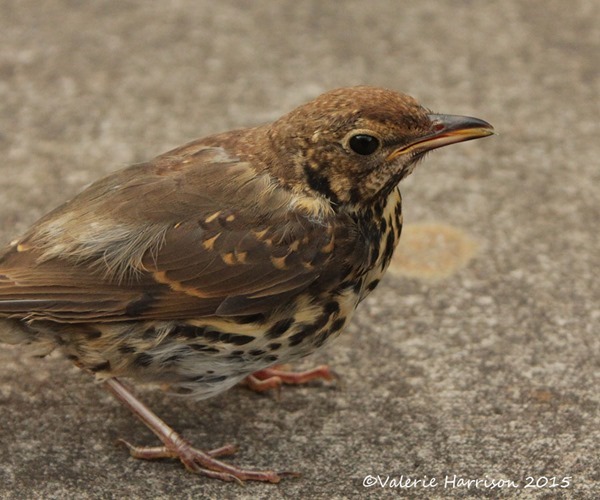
103;377;299;483
244;364;337;393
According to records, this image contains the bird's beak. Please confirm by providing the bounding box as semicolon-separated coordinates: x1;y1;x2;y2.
388;114;495;160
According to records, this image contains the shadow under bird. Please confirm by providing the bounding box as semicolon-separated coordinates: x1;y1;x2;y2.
0;86;494;482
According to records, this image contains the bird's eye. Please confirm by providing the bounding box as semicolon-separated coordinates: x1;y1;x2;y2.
348;134;380;155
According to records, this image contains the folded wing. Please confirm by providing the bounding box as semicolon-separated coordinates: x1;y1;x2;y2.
0;145;338;323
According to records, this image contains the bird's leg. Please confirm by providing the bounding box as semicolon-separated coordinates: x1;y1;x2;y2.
244;364;337;393
103;377;298;483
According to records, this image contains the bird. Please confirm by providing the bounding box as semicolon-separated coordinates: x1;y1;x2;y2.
0;86;494;483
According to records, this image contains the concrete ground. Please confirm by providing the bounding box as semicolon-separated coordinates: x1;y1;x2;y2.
0;1;598;498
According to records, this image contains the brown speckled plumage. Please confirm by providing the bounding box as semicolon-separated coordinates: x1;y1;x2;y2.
0;86;494;482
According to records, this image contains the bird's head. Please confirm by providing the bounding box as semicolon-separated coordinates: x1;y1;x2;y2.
261;86;494;208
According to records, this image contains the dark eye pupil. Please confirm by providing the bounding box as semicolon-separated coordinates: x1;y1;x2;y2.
349;134;380;155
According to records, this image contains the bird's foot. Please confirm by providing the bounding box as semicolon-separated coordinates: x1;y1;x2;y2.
118;438;298;483
243;364;337;394
104;377;298;483
118;440;238;459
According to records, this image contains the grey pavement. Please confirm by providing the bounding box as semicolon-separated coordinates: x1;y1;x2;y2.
0;1;598;498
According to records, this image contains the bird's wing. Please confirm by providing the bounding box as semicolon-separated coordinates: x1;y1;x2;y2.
0;144;339;323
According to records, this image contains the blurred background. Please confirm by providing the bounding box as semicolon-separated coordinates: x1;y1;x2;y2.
1;1;598;497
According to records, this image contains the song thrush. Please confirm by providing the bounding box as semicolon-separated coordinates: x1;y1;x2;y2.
0;86;494;482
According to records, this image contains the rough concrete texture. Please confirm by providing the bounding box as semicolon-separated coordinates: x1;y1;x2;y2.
0;1;598;498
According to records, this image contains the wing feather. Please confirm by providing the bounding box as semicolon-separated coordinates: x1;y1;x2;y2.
0;143;342;322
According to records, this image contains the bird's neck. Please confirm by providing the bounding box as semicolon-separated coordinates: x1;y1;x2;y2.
344;187;404;301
